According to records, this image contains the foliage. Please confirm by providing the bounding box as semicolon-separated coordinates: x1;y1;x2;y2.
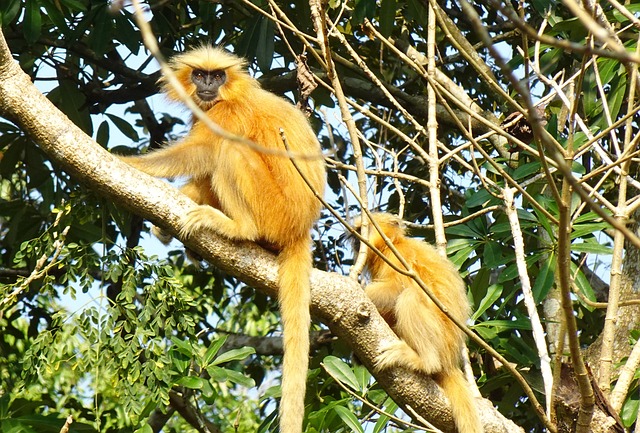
1;0;640;432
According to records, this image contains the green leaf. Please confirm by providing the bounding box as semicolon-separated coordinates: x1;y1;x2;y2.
531;0;556;15
532;253;555;302
237;16;262;62
256;17;275;72
0;142;23;178
170;347;190;372
447;224;484;239
0;0;22;26
473;319;532;332
323;356;360;392
582;70;600;118
596;58;620;85
333;405;364;433
107;113;140;142
176;375;206;390
406;0;427;21
483;242;504;268
114;12;140;54
51;80;92;134
134;424;154;433
466;188;494;208
0;420;36;433
96;121;110;147
354;364;371;393
572;264;597;307
24;0;42;44
41;0;68;30
472;284;502;321
512;161;542;180
373;398;398;433
59;0;87;11
207;365;255;388
89;5;113;56
570;241;612;255
201;380;215;399
449;244;479;269
171;336;194;357
352;0;376;24
211;347;255;366
379;0;397;37
606;74;626;121
497;262;519;283
620;396;639;427
611;4;640;23
203;335;228;365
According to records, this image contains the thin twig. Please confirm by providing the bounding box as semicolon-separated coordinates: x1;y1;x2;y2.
503;187;553;416
308;0;370;280
610;338;640;411
597;30;640;395
427;0;446;254
58;415;73;433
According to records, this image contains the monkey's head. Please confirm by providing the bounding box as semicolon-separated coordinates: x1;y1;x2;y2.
347;212;407;256
161;45;257;110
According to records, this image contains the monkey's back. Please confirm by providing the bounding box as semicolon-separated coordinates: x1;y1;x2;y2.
365;216;470;370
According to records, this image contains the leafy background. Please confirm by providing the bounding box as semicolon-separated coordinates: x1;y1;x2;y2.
1;0;640;432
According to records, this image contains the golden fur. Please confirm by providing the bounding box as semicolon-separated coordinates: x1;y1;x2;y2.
359;213;482;433
121;45;326;433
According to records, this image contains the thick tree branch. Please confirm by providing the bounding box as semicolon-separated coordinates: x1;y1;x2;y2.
0;30;519;433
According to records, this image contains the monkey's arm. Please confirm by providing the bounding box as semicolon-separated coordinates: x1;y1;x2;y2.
120;133;216;179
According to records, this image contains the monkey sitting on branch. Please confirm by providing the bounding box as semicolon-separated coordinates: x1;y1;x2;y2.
355;212;482;433
120;45;326;433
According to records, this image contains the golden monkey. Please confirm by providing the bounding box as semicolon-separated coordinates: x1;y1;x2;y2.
357;213;482;433
120;46;326;433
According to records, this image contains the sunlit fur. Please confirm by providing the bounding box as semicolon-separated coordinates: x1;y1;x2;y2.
121;45;326;433
359;213;482;433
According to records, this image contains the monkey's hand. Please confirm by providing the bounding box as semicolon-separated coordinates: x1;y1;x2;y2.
374;340;441;375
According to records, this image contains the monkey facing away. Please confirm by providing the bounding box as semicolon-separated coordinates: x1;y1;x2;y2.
120;46;326;433
357;213;482;433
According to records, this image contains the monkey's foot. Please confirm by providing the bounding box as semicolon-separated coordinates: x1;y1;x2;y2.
374;340;435;374
374;341;411;371
151;225;173;244
179;206;228;238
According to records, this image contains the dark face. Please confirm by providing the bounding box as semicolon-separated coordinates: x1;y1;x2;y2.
191;69;226;102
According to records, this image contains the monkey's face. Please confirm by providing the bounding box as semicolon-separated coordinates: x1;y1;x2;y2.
191;69;226;105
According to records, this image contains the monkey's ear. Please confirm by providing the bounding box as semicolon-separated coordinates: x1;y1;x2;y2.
390;215;404;229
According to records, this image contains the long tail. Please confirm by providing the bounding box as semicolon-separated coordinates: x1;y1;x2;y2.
277;238;312;433
437;369;483;433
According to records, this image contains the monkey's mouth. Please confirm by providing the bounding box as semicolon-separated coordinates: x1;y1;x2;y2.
197;91;217;101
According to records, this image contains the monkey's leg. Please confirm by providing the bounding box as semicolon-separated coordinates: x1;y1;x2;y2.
364;283;435;373
378;288;447;375
365;281;401;315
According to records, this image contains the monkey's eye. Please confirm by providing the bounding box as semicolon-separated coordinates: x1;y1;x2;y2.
192;69;206;81
211;70;225;81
